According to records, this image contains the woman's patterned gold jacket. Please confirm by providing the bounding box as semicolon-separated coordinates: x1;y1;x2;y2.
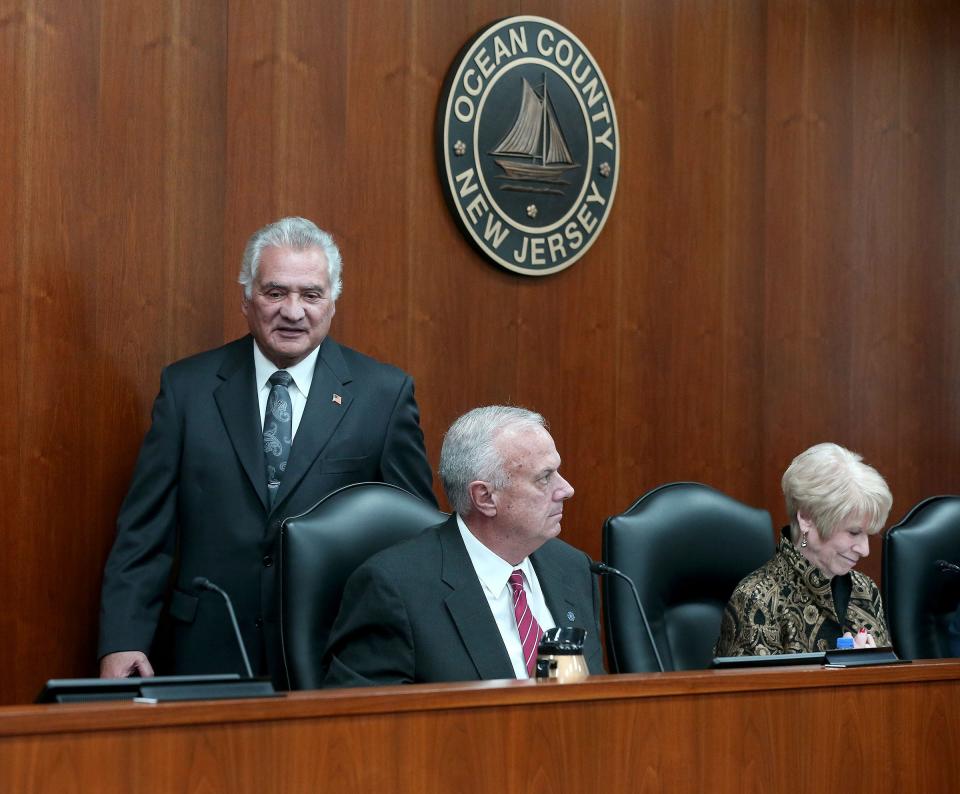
715;534;889;656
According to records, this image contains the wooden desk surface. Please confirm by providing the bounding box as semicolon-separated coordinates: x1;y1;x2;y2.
2;661;958;793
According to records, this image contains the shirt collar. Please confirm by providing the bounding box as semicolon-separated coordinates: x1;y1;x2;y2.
252;340;320;397
456;514;535;597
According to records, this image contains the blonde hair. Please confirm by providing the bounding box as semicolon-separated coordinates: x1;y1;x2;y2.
782;442;892;541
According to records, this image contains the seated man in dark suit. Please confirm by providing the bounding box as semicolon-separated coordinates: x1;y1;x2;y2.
322;405;605;686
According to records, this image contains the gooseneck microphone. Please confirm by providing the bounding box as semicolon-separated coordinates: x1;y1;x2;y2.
590;561;665;673
936;560;960;575
192;576;254;678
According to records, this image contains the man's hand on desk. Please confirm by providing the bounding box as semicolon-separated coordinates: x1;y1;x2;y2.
100;650;155;679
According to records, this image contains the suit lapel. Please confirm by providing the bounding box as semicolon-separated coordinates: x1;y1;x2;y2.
438;518;517;681
274;337;353;511
532;546;579;627
213;337;268;511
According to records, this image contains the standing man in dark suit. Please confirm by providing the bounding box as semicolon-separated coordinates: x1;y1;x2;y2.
98;217;435;686
322;406;604;686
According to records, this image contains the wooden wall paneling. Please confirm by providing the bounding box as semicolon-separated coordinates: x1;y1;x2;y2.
90;0;167;692
659;0;769;507
890;0;960;517
274;0;348;221
506;7;622;559
761;0;812;522
224;0;351;341
0;0;27;706
709;2;768;507
160;0;228;364
944;1;960;512
4;0;103;705
762;1;859;530
336;0;414;369
612;0;674;512
406;3;527;499
4;0;960;704
0;0;228;705
761;0;960;580
223;0;279;323
615;1;767;518
663;0;761;491
795;0;858;455
845;0;907;509
90;0;228;706
3;665;960;792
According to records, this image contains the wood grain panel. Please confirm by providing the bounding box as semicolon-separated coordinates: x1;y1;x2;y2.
4;0;103;705
89;0;228;685
846;0;905;487
224;0;350;342
92;0;227;691
616;0;767;511
407;3;526;495
3;0;959;704
888;0;960;511
0;0;27;708
2;663;959;792
762;0;960;582
1;0;226;705
509;9;622;561
763;0;859;494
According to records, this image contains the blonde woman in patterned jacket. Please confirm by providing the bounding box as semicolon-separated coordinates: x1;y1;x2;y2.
715;443;892;656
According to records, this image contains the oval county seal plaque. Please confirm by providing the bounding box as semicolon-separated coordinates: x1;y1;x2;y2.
437;16;620;276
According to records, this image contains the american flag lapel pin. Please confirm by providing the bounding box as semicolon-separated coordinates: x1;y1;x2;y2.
332;393;342;405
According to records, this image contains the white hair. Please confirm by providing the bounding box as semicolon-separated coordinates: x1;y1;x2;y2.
238;217;343;300
439;406;546;516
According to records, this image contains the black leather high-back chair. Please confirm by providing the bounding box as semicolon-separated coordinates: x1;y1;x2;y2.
602;482;775;672
882;495;960;660
279;481;447;690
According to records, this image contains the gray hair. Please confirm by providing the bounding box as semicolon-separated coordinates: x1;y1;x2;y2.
238;217;343;300
439;406;547;516
782;442;892;541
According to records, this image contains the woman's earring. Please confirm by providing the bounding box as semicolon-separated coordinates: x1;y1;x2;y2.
800;530;808;548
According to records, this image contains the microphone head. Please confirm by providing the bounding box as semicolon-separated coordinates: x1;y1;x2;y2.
589;560;625;577
192;576;211;591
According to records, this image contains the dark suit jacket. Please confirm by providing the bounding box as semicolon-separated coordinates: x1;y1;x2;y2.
98;334;434;686
322;515;605;686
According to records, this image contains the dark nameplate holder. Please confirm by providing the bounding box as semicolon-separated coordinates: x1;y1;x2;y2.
36;674;278;704
712;645;906;670
823;646;907;667
712;651;826;669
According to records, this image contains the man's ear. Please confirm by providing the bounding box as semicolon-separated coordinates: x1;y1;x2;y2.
468;480;497;518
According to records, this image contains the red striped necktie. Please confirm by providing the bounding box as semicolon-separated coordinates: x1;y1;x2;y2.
509;569;544;677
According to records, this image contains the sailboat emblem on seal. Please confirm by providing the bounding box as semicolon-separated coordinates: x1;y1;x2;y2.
490;75;579;195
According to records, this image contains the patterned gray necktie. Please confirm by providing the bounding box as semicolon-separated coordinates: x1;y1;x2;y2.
263;370;293;506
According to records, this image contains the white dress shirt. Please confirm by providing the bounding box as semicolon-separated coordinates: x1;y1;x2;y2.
456;514;556;678
252;341;320;440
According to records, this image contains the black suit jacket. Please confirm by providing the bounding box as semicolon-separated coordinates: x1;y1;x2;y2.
322;514;605;686
98;335;434;685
